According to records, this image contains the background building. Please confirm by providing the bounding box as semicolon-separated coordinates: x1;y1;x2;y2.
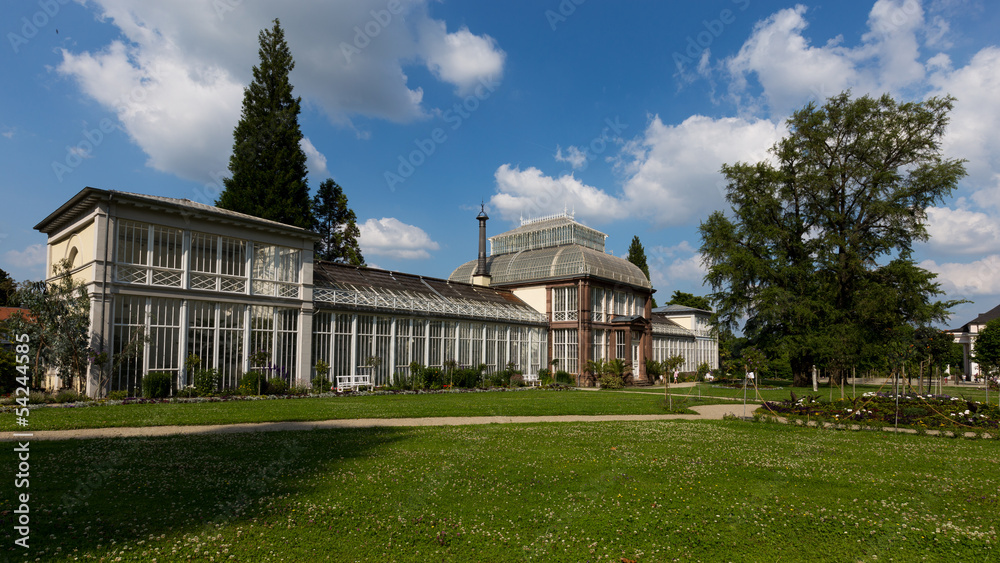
950;304;1000;379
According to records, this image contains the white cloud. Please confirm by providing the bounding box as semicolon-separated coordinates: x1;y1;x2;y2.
358;217;439;260
617;114;786;227
490;114;784;229
725;5;861;115
489;164;628;224
554;146;588;170
4;244;46;269
921;255;1000;296
924;206;1000;255
300;137;329;178
648;242;706;290
928;47;1000;195
55;0;505;183
724;1;936;117
419;21;505;95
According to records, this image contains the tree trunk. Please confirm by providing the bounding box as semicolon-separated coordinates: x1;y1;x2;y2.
792;357;812;387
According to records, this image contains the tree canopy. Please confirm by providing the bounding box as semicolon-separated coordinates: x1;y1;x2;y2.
974;319;1000;379
699;92;966;386
313;178;364;265
5;260;91;389
0;267;16;307
666;290;711;312
216;19;314;230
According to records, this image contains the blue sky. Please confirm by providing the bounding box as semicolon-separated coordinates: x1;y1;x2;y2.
2;0;1000;329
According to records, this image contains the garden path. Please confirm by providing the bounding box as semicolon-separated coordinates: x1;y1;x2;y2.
9;403;749;441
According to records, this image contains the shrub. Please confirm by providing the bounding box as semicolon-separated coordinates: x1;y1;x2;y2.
540;372;554;386
599;374;624;389
55;389;82;403
423;367;443;389
193;368;220;396
107;390;129;401
142;371;173;398
696;362;712;382
267;377;288;395
28;391;49;404
484;370;506;388
509;373;524;387
176;386;199;398
0;348;17;395
555;370;573;385
452;366;483;388
312;376;331;391
237;371;269;395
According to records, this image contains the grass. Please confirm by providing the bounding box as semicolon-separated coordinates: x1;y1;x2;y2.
6;420;998;562
2;389;697;431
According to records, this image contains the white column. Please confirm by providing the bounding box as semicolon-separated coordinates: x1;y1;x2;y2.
298;305;314;387
350;314;358;375
178;300;189;388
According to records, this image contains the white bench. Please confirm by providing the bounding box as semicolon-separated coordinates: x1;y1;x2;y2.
522;372;540;386
336;374;373;392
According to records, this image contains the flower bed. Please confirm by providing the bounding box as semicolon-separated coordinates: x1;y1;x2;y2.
763;391;1000;430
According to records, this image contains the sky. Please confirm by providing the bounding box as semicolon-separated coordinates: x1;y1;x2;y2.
2;0;1000;330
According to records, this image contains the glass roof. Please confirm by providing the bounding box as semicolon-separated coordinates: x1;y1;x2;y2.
450;244;652;289
489;213;607;255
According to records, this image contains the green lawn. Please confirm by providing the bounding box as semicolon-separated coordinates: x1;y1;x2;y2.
6;420;997;562
3;389;695;431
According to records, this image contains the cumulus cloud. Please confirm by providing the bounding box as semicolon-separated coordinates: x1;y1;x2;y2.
724;1;938;117
4;244;46;269
923;206;1000;256
554;146;588;170
300;137;329;179
419;21;505;95
921;255;1000;296
647;242;706;290
490;114;784;229
489;164;628;224
358;217;440;260
928;47;1000;194
56;0;505;183
617;114;785;227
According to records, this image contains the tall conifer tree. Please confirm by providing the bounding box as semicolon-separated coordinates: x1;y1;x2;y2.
626;235;656;307
313;179;364;265
217;19;314;229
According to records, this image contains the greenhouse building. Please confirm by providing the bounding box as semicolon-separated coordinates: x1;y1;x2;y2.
33;188;716;397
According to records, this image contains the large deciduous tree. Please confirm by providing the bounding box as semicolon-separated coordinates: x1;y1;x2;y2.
313;179;364;265
700;92;966;386
216;19;314;230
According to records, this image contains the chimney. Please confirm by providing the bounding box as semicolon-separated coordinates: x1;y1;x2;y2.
473;204;491;287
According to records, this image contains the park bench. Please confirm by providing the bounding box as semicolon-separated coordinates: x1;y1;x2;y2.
336;373;373;392
522;372;540;386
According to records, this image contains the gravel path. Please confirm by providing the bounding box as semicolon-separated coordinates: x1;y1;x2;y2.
4;403;752;441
